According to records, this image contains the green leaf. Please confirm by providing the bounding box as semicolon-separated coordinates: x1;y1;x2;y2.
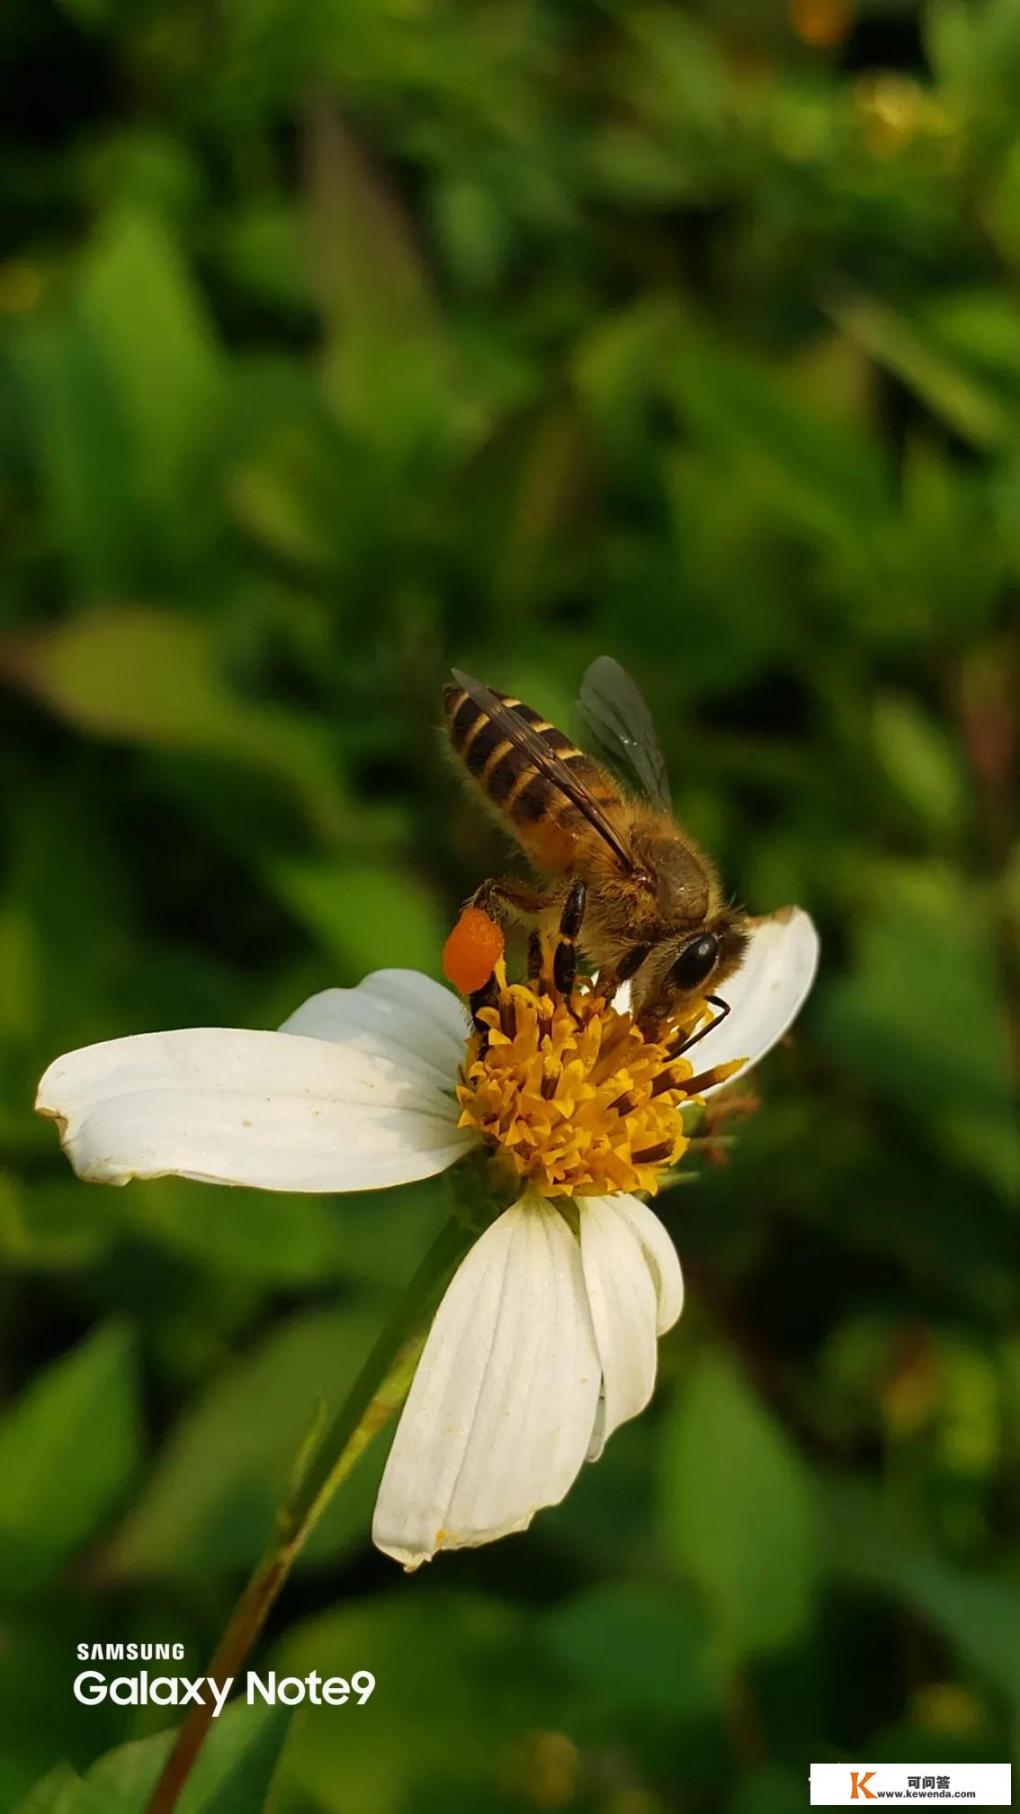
729;1766;806;1814
305;103;435;345
0;1175;113;1272
829;294;1015;449
876;440;1004;638
662;328;889;560
821;862;1020;1199
0;1323;139;1597
826;1479;1020;1713
13;1764;100;1814
13;207;223;593
108;1302;387;1580
920;288;1020;387
872;694;967;836
573;297;679;439
925;0;980;95
78;206;224;513
14;314;140;597
56;0;134;26
269;856;447;977
81;1700;291;1813
0;607;347;841
217;202;311;313
305;102;455;450
186;1702;291;1814
273;1591;555;1814
544;1583;719;1719
661;1352;819;1662
115;1173;447;1291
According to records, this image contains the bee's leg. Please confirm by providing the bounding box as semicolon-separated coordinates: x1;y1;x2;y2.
527;931;544;986
470;875;551;927
598;941;651;1004
552;879;588;999
461;877;553;1029
468;972;501;1036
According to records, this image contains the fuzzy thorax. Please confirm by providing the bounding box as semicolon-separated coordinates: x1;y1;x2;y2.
456;962;738;1198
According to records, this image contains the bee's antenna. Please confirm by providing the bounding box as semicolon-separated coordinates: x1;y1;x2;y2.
673;994;730;1057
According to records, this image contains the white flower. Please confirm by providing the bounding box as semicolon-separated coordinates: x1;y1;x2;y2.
35;908;818;1569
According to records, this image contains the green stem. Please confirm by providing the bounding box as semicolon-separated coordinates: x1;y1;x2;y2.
146;1213;472;1814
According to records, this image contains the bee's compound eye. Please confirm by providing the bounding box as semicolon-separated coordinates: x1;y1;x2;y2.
670;933;719;992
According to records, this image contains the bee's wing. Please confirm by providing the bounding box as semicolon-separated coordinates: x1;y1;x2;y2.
577;657;672;810
451;669;636;873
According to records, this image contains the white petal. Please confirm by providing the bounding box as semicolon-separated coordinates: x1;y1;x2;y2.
597;1191;684;1334
279;970;466;1092
359;970;468;1071
373;1194;600;1567
579;1197;659;1459
691;906;819;1093
36;1026;473;1193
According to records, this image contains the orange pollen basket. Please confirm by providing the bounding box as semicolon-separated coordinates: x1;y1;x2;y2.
443;906;505;995
455;958;740;1199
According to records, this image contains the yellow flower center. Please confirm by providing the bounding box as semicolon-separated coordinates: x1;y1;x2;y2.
456;960;739;1198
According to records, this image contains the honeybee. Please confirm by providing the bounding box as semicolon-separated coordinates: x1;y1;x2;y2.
442;657;751;1039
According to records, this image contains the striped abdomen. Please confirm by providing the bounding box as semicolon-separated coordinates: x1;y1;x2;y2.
443;681;623;870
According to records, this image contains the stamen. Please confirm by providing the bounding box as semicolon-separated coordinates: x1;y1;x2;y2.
631;1139;674;1165
650;1067;683;1099
455;959;732;1198
680;1061;743;1097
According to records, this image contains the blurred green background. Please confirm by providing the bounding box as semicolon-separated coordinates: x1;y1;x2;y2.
1;0;1018;1808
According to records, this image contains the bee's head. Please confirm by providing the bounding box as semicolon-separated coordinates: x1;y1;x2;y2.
633;914;749;1029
